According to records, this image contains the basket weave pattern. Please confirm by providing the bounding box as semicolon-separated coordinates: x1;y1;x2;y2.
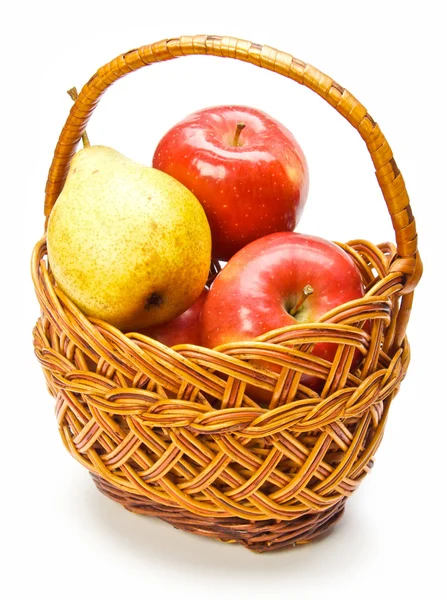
32;36;421;552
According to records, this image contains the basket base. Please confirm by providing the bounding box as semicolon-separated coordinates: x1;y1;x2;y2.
91;475;346;553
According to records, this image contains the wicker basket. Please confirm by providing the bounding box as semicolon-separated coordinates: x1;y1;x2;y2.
31;35;422;553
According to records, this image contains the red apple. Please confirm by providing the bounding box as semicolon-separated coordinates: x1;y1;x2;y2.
138;289;208;347
201;232;366;392
153;106;309;261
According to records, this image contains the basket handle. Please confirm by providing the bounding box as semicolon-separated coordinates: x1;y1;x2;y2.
43;35;422;295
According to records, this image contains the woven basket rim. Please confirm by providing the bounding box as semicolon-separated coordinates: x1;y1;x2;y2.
32;234;409;419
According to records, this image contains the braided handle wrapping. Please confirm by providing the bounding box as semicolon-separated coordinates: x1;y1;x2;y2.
44;35;422;298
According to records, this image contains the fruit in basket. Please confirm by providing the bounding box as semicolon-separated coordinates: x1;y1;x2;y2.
152;105;309;261
47;145;212;331
201;231;365;390
138;289;208;346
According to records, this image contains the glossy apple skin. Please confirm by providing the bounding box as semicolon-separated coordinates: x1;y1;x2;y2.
153;106;309;261
201;232;365;391
138;289;208;347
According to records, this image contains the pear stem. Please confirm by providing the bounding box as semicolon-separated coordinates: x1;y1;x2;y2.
67;87;90;148
290;285;314;317
233;122;245;146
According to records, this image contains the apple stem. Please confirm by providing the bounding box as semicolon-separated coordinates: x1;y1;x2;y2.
290;285;314;316
67;87;91;148
233;122;246;146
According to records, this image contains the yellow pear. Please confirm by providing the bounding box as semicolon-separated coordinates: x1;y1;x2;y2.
47;145;211;331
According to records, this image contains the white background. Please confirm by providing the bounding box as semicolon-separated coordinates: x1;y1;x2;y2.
2;1;446;598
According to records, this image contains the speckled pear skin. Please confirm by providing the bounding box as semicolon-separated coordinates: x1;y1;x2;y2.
47;145;212;331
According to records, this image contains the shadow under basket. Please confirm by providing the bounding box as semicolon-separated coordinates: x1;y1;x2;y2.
31;35;422;553
92;474;347;552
